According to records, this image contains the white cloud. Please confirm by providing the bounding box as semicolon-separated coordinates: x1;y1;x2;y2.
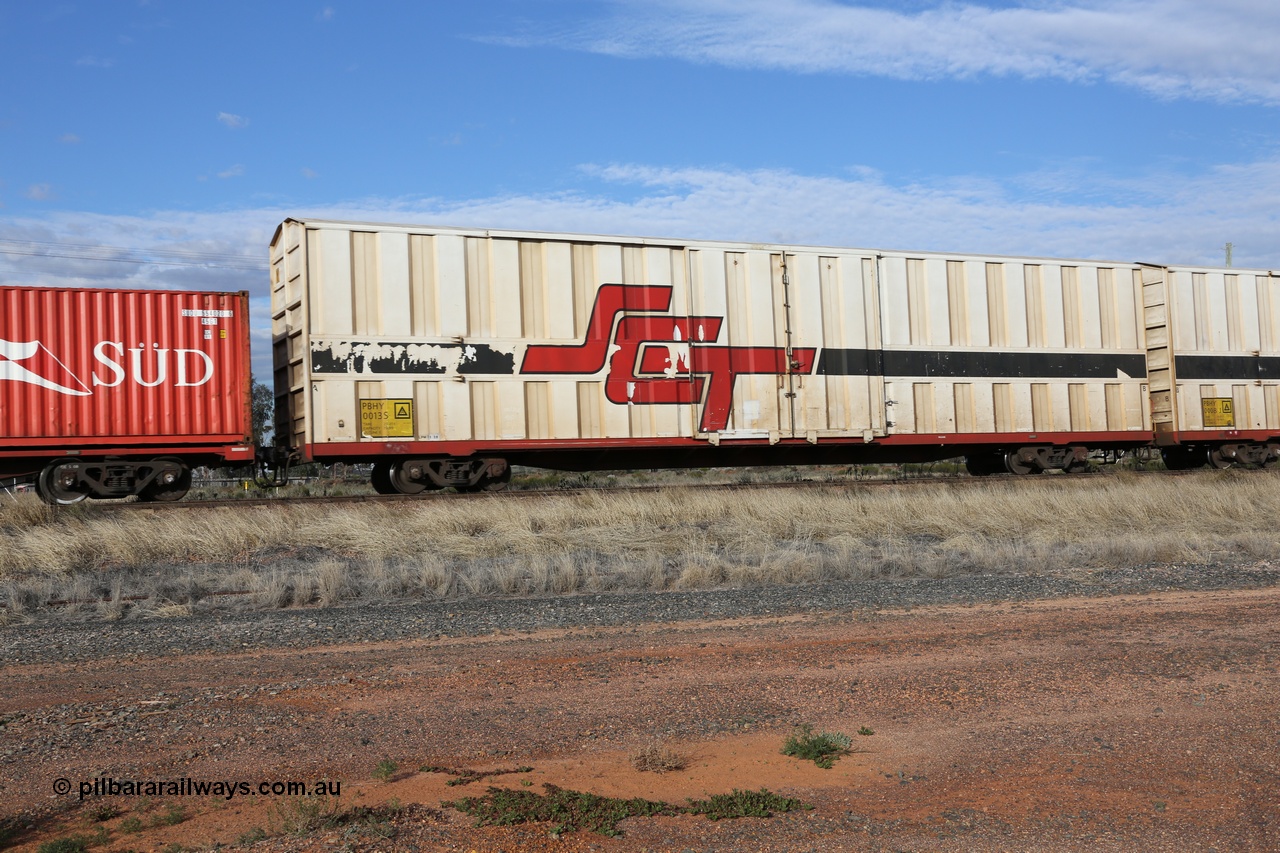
25;184;54;201
218;164;245;179
501;0;1280;105
0;212;278;376
74;56;114;68
60;133;81;144
316;6;335;22
217;112;249;129
3;154;1278;379
301;167;319;179
397;161;1277;269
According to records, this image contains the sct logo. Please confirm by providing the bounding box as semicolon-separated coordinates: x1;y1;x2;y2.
0;338;216;395
520;284;815;433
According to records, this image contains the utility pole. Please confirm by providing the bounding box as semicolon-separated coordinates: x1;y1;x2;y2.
1225;242;1233;267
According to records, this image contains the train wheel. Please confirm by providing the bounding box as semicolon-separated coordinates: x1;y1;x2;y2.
388;461;427;495
1063;457;1092;474
476;466;513;492
1003;451;1039;475
35;462;88;506
370;462;396;495
1206;446;1234;469
138;457;192;502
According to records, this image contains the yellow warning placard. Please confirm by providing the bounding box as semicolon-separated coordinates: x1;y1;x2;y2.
1201;397;1235;428
360;398;413;438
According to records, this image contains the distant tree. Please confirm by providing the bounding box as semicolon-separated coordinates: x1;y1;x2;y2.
251;378;274;446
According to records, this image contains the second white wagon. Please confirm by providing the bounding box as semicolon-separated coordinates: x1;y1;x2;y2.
269;218;1280;490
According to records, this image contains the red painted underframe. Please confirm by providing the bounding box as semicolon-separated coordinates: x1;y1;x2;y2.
0;442;255;462
299;429;1280;462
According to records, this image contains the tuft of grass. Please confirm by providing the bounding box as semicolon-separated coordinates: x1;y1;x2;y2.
237;826;268;844
685;788;812;820
858;726;875;736
631;744;688;773
782;724;853;769
35;836;92;853
87;802;120;822
118;816;143;834
420;764;534;787
264;799;405;841
269;796;344;836
445;784;680;837
445;783;812;837
150;803;186;826
372;759;399;782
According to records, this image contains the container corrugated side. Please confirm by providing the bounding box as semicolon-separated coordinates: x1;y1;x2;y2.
1165;267;1280;432
273;220;890;452
274;219;1190;457
0;286;252;447
876;254;1150;436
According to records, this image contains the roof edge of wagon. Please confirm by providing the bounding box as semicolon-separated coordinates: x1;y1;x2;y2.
272;217;1277;275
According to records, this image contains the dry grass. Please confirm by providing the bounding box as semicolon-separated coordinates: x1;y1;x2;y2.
2;470;1278;621
631;743;690;773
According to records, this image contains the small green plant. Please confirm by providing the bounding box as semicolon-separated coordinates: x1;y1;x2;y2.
782;724;853;769
373;759;399;782
685;788;811;820
118;816;143;834
270;796;344;836
340;804;405;841
446;784;680;837
30;827;105;851
237;826;268;844
445;784;813;837
87;803;120;822
420;764;534;787
35;836;91;853
151;803;186;826
858;726;875;736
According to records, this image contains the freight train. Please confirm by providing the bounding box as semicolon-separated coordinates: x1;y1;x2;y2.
3;218;1277;504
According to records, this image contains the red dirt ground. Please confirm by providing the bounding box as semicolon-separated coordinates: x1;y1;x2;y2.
2;585;1278;851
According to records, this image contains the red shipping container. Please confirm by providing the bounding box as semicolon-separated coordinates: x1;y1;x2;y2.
0;285;254;491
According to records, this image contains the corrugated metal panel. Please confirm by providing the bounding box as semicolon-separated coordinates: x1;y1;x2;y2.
0;285;251;445
878;253;1148;436
276;218;1280;455
1166;266;1280;432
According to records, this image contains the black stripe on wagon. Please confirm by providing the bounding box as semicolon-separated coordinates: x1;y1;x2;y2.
1174;354;1280;381
817;348;1148;380
310;342;516;376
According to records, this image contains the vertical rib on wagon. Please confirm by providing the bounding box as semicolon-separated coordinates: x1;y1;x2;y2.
0;285;254;504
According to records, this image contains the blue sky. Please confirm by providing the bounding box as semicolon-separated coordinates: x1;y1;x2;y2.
3;0;1279;377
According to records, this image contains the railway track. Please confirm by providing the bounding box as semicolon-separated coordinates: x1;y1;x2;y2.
73;465;1203;513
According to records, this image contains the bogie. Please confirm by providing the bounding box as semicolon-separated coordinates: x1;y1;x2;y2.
32;457;192;505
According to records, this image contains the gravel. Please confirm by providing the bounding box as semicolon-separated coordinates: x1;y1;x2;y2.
4;561;1277;665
